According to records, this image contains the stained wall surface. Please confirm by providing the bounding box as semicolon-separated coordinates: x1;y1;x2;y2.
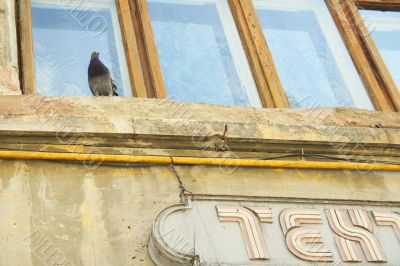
0;0;20;95
0;159;398;265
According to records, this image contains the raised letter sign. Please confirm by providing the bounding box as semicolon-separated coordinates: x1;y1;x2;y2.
216;205;272;259
325;209;386;262
280;209;333;262
373;211;400;241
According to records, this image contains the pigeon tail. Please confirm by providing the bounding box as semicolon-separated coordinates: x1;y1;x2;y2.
111;78;118;96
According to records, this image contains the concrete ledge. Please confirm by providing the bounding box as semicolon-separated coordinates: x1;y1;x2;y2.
0;96;399;150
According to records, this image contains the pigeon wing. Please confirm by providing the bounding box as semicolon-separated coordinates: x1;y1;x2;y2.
88;78;97;96
111;77;118;96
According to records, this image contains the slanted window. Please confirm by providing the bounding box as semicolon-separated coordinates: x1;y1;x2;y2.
29;0;131;96
147;0;261;107
327;0;400;111
359;9;400;90
254;0;373;109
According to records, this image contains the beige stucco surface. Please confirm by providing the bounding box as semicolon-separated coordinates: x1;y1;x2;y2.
0;159;179;266
0;159;398;265
177;166;400;202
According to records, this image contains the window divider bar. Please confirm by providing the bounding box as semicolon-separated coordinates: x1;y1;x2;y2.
228;0;289;108
116;0;147;98
18;0;36;95
350;0;400;111
129;0;167;99
356;0;400;9
327;0;395;111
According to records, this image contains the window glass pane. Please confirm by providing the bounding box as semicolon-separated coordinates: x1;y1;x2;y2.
31;0;131;96
254;0;374;109
360;9;400;90
147;0;261;107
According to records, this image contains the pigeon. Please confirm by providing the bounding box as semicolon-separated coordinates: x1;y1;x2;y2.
88;52;118;96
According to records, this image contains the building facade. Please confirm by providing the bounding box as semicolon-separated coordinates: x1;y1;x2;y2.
0;0;399;265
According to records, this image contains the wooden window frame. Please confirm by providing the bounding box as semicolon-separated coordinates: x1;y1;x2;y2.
127;0;166;99
357;0;400;9
356;0;400;110
18;0;149;97
17;0;399;111
135;0;289;108
18;0;288;107
135;0;283;107
326;0;400;111
228;0;289;108
18;0;35;95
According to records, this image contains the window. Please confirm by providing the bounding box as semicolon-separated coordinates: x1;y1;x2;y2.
326;0;400;111
254;0;373;109
17;0;400;111
30;0;131;96
360;9;400;89
147;0;261;107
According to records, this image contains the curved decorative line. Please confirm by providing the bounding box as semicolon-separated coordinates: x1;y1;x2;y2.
291;230;332;256
335;237;361;262
148;204;198;266
298;234;330;253
217;207;265;258
373;211;400;240
216;205;269;259
341;238;353;261
334;210;382;261
359;210;373;232
280;209;333;262
349;209;372;232
330;210;374;259
280;209;321;235
252;207;273;223
287;229;332;261
325;209;386;262
330;210;377;260
219;211;261;258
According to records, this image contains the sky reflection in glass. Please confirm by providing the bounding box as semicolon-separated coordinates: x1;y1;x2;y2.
255;0;373;109
31;1;130;96
148;0;261;107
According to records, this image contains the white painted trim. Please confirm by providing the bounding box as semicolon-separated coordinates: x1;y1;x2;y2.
360;10;400;32
215;0;262;107
150;0;216;5
108;2;132;96
31;0;115;9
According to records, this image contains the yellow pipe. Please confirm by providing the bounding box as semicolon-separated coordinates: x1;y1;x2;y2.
0;150;399;171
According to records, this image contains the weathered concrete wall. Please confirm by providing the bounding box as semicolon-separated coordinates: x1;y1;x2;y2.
0;160;398;265
0;159;179;266
0;0;20;95
0;96;398;266
177;166;400;202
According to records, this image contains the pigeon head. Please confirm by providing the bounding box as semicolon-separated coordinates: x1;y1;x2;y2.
91;51;100;61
